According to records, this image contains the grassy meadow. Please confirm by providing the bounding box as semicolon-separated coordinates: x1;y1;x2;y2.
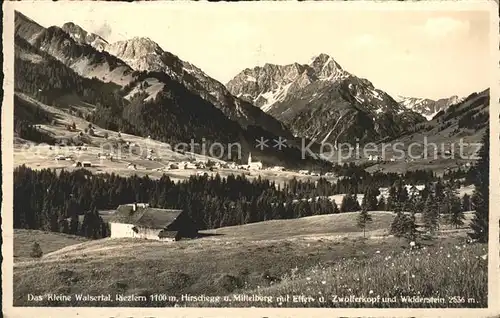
205;241;487;308
12;212;486;308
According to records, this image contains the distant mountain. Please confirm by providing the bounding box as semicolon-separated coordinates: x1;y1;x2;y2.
395;95;464;120
426;89;488;135
385;89;489;157
227;54;426;144
105;37;293;138
61;22;108;51
227;54;347;111
15;12;133;87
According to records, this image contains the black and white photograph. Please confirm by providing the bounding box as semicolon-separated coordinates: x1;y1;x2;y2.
3;0;498;313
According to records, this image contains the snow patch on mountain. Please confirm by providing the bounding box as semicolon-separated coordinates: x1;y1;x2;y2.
227;53;349;112
259;82;293;112
396;94;465;120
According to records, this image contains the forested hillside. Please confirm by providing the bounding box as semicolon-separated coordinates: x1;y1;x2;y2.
14;162;476;240
15;34;327;169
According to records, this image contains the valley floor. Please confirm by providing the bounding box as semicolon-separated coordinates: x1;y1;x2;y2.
13;212;486;308
14;93;332;186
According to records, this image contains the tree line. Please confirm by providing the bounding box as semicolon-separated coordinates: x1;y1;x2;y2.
14;160;482;241
14;167;343;238
357;129;489;244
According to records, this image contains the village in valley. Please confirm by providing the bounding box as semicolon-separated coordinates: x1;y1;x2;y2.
10;6;491;310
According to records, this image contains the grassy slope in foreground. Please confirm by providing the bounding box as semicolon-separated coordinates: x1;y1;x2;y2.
13;212;485;307
14;229;88;261
204;242;487;308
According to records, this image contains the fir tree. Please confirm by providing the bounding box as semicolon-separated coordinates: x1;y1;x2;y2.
357;206;373;238
443;183;464;228
462;193;472;212
390;211;407;237
386;185;397;210
422;196;439;234
390;211;418;241
396;180;409;203
445;196;465;229
341;192;360;212
406;211;419;242
420;183;432;201
332;201;340;214
377;196;386;211
69;216;80;235
469;129;489;243
58;217;70;234
434;179;445;200
362;187;379;211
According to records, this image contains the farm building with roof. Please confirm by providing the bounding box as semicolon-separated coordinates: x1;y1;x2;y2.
108;203;198;241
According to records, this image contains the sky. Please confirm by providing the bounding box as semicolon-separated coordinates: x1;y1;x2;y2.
14;2;493;100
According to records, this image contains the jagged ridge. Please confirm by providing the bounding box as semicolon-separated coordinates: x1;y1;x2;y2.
227;54;425;144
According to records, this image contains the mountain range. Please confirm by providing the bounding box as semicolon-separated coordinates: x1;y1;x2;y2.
14;11;488;169
14;11;324;169
395;95;465;121
227;54;427;144
60;22;292;138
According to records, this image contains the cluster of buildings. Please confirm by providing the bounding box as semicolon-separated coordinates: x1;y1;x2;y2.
377;184;426;200
160;153;264;172
297;170;327;177
55;155;93;168
367;155;397;162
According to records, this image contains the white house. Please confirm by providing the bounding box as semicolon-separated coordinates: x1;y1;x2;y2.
82;161;92;167
108;203;197;241
185;162;197;169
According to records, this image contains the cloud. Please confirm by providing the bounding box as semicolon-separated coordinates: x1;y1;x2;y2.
420;17;470;38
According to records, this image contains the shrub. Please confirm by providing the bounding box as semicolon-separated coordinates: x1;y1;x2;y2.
30;242;43;258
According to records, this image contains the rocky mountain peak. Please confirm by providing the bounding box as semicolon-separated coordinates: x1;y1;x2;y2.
226;53;428;144
61;22;108;51
309;53;344;80
226;53;349;110
107;37;163;61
